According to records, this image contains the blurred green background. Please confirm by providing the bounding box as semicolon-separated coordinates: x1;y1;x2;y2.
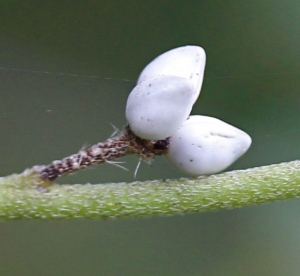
1;1;300;275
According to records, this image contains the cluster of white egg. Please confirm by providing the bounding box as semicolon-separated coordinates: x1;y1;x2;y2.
126;45;252;176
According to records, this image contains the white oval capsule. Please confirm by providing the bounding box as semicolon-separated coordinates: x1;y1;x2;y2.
137;45;206;104
166;115;252;175
126;76;195;140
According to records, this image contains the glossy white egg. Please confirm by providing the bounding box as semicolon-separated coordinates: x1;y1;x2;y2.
166;115;252;175
126;76;195;140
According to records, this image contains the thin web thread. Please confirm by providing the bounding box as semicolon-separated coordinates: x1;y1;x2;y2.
2;66;300;81
0;66;133;83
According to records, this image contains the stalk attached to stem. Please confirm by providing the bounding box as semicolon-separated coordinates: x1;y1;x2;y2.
37;126;170;182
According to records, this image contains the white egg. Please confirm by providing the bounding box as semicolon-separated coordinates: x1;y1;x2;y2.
166;115;252;175
137;45;206;104
126;76;195;140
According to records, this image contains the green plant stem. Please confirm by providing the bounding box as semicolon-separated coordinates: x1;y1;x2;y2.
0;160;300;220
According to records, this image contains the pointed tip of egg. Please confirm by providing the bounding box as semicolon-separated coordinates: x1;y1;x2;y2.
137;45;206;104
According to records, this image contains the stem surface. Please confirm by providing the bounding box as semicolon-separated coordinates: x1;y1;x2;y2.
0;160;300;220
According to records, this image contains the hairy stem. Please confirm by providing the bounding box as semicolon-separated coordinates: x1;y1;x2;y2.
0;160;299;220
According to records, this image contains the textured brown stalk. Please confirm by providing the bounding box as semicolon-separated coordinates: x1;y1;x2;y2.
38;126;170;181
